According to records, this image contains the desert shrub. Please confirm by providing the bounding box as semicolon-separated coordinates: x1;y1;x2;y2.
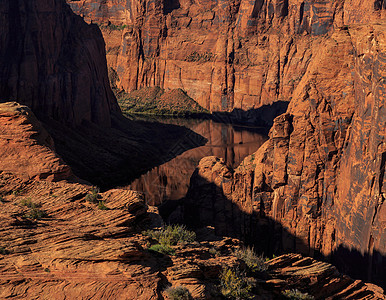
165;286;192;300
0;196;4;203
85;187;100;203
0;246;8;255
282;289;315;300
98;201;109;210
148;244;175;255
209;247;219;256
220;267;252;299
20;198;41;208
235;247;267;273
143;225;196;247
24;207;48;220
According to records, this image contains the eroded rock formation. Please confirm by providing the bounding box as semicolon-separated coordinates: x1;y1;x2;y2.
0;102;72;181
67;0;385;114
0;0;119;126
181;23;386;287
0;100;383;299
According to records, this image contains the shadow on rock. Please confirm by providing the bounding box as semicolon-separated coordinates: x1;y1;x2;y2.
42;113;207;190
165;172;386;289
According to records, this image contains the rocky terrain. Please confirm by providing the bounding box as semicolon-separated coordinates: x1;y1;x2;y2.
179;22;386;287
0;0;208;189
0;102;384;299
0;0;385;298
0;0;119;127
67;0;385;116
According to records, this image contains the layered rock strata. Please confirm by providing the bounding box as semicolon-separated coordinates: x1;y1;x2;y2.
0;102;72;181
181;23;386;287
67;0;385;113
0;80;384;300
0;0;119;127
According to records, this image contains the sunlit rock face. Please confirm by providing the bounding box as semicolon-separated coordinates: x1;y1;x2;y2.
182;23;386;287
66;0;383;113
0;0;119;127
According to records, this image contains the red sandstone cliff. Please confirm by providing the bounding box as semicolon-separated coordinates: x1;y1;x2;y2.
67;0;385;114
1;101;383;299
181;22;386;287
0;0;119;126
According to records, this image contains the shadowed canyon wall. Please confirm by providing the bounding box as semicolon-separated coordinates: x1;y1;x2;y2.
182;23;386;287
0;0;119;126
67;0;385;113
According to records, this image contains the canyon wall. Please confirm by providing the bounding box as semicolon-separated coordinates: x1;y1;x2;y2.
67;0;385;113
182;23;386;286
0;0;119;127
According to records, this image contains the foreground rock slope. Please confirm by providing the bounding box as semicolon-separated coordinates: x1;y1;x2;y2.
0;103;384;299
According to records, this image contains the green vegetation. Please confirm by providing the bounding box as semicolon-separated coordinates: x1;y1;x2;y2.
12;189;23;196
85;187;100;204
148;244;175;255
98;23;127;31
116;86;209;117
143;225;196;256
97;201;109;210
209;247;219;256
220;267;253;299
143;224;196;246
282;289;315;300
185;51;214;62
20;198;47;220
235;247;268;273
24;207;48;220
165;286;192;300
20;197;41;208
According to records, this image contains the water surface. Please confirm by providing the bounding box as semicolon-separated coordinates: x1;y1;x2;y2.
125;117;268;205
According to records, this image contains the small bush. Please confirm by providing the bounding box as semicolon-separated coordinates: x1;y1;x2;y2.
98;201;109;210
85;187;100;203
143;225;196;247
235;247;267;273
165;286;192;300
220;267;252;299
0;246;8;255
209;247;219;256
282;289;315;300
0;196;4;203
148;244;175;255
24;207;48;220
20;198;41;208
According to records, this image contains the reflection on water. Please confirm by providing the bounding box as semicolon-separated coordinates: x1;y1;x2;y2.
125;117;268;205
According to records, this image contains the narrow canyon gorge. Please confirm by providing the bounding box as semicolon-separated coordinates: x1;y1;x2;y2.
0;0;385;298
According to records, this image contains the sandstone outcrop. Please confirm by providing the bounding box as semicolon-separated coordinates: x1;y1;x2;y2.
0;0;119;127
0;168;384;299
67;0;385;115
0;86;383;299
0;102;72;181
181;23;386;287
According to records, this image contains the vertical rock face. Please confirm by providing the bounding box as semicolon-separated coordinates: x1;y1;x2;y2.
0;0;119;127
182;23;386;286
66;0;384;113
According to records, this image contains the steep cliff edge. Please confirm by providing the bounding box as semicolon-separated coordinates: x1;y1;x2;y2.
181;23;386;287
1;101;383;299
66;0;385;115
0;0;119;127
0;0;207;188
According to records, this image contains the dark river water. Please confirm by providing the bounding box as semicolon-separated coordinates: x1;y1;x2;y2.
124;117;268;205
